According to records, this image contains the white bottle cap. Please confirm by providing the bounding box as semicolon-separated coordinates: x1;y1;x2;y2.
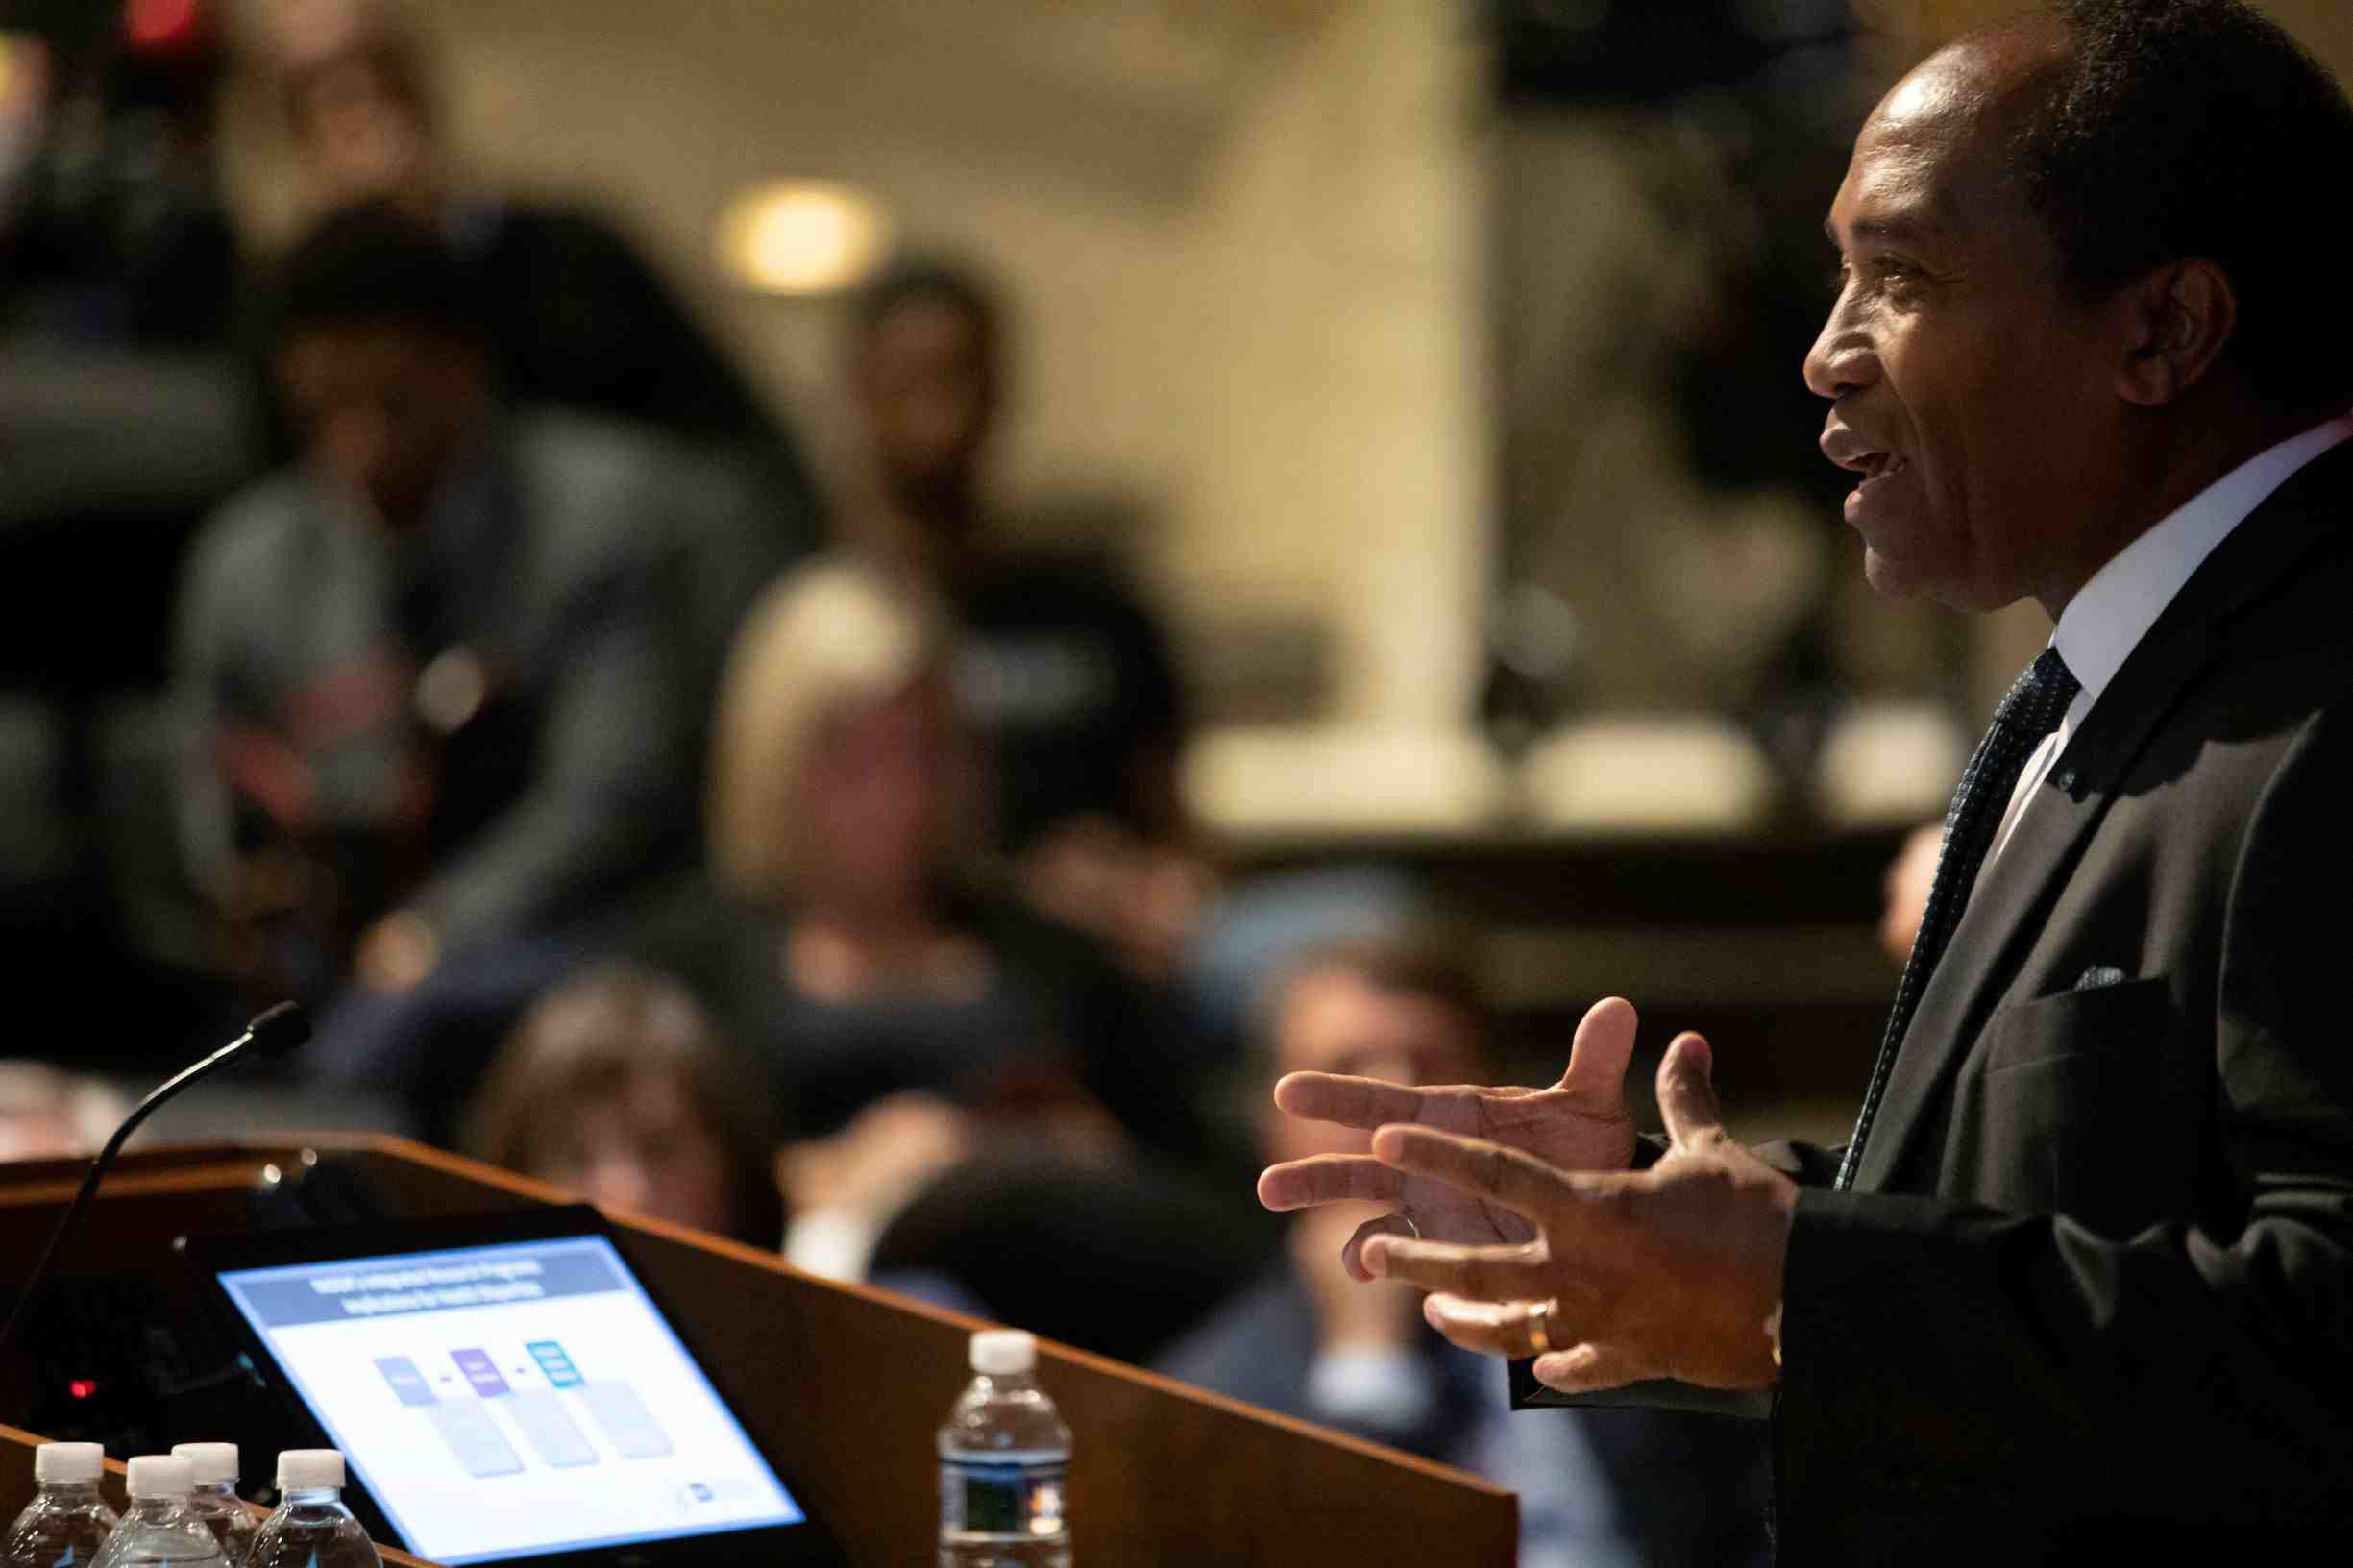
171;1443;239;1484
34;1442;104;1483
277;1449;344;1491
970;1329;1036;1376
126;1456;194;1499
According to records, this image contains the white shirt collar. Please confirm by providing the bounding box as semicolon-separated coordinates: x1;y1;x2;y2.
2052;411;2353;709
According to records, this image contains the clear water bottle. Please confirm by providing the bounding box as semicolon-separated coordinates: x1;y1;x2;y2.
86;1458;222;1568
245;1452;379;1568
2;1441;116;1566
938;1329;1072;1568
166;1447;254;1565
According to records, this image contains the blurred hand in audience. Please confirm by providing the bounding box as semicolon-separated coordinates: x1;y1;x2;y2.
1878;821;1943;968
1259;995;1641;1279
777;1091;973;1221
1014;814;1214;983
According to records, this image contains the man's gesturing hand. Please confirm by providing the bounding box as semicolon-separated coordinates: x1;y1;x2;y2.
1256;997;1642;1281
1360;1032;1797;1393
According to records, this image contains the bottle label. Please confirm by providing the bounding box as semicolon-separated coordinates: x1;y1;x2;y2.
939;1458;1068;1538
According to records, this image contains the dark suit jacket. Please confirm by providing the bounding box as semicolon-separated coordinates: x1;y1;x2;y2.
1770;440;2353;1558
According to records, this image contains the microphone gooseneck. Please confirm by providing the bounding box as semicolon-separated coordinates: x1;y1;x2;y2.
0;1003;312;1371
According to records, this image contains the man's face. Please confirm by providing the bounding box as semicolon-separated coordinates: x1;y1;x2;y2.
854;296;999;501
277;321;485;528
1805;38;2118;612
1263;968;1488;1168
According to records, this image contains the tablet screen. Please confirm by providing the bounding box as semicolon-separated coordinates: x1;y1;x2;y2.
215;1235;805;1564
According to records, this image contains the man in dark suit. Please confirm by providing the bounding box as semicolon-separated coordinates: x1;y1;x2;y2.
1259;1;2353;1556
175;204;790;1029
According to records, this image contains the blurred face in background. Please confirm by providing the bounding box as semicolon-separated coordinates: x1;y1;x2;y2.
532;1068;736;1237
1263;968;1488;1169
277;320;485;529
794;671;967;915
855;295;999;513
288;55;436;214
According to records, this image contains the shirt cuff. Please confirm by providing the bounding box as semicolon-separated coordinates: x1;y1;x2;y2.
783;1207;884;1282
1307;1347;1441;1434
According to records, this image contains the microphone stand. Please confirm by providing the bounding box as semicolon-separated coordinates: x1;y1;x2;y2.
0;1002;311;1366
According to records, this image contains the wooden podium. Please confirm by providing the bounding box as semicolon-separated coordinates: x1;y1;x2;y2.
0;1138;1517;1564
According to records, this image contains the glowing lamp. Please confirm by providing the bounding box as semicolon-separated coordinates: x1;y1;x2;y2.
715;181;893;297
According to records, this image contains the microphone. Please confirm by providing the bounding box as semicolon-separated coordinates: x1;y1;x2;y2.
0;1002;312;1364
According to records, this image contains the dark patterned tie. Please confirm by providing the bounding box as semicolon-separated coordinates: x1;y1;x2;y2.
1834;647;2081;1190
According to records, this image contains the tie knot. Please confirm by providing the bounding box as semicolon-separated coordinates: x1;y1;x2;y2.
1997;646;2080;739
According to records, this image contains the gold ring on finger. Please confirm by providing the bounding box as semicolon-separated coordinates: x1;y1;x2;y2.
1524;1297;1555;1356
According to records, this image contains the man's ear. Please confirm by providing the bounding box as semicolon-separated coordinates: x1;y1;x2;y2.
2115;257;2237;408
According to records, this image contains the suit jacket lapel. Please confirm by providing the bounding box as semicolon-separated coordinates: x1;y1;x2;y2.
1853;441;2353;1191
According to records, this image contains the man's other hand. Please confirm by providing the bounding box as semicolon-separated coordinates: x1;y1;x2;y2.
1257;996;1643;1281
1360;1032;1796;1393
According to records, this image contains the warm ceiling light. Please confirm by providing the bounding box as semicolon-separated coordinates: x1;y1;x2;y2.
715;181;892;297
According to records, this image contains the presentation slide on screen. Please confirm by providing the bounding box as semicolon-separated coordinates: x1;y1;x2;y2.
219;1237;803;1564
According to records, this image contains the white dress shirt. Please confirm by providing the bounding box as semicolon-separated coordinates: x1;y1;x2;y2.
1983;411;2353;870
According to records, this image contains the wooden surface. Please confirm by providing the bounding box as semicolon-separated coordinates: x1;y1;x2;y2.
2;1138;1519;1566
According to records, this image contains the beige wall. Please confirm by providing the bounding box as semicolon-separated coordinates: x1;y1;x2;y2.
221;0;2353;735
225;0;1488;728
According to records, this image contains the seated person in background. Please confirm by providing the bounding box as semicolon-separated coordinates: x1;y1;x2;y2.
840;260;1205;981
0;1064;131;1164
459;966;784;1250
642;557;1198;1162
1159;931;1769;1568
174;202;755;1008
257;0;821;531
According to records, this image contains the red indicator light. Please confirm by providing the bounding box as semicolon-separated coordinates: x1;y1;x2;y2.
67;1379;97;1400
125;0;202;52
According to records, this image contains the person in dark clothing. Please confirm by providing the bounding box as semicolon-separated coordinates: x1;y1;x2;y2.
627;557;1261;1359
648;556;1185;1156
841;260;1204;980
175;202;770;1012
1262;4;2353;1558
261;0;821;540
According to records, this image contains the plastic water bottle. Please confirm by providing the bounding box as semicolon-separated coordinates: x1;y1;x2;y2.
86;1458;221;1568
938;1329;1072;1568
166;1447;253;1565
245;1452;379;1568
2;1441;116;1566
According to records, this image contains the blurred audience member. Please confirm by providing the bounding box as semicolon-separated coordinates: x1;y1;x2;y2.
174;202;744;1006
646;558;1193;1158
0;1062;131;1163
842;260;1204;979
460;967;784;1249
257;0;820;525
1878;820;1942;968
1159;931;1770;1567
255;0;811;684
